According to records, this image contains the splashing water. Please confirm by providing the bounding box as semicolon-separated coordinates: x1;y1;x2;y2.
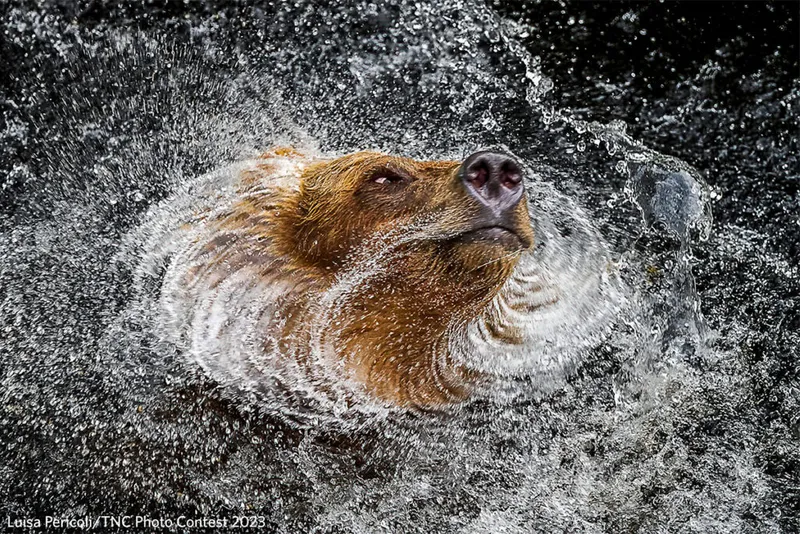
121;147;627;425
2;1;797;532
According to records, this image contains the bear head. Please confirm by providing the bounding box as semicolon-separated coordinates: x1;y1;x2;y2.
275;151;534;317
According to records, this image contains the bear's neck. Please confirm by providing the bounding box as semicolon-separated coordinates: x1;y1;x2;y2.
326;264;513;407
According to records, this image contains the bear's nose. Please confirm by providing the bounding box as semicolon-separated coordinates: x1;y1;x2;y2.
458;151;525;215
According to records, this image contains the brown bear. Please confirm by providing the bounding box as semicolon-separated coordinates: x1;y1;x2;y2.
141;146;576;410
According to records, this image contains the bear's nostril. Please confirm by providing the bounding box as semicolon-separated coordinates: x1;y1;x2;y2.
467;163;489;189
501;164;522;189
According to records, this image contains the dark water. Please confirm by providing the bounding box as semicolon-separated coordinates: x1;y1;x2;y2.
1;1;798;532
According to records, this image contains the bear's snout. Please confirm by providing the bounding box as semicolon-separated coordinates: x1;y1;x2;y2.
456;151;529;248
458;151;525;215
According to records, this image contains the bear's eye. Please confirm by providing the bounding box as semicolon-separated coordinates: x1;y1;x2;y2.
371;172;407;185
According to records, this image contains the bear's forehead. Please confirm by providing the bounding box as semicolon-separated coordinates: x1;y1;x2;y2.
329;152;459;176
294;152;462;195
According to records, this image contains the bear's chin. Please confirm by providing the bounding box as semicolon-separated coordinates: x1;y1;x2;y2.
454;226;528;251
443;234;527;274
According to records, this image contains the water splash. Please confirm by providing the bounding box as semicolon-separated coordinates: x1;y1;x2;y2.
453;162;627;396
120;147;628;424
